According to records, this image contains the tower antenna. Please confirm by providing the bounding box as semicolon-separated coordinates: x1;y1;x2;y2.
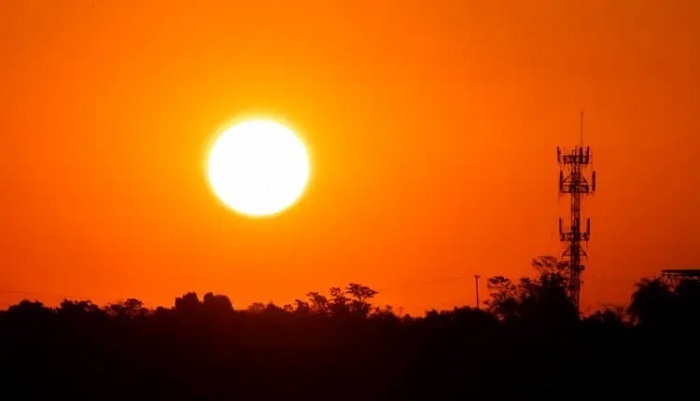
556;116;596;313
580;110;584;147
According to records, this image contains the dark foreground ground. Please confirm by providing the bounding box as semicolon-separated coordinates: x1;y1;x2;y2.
1;296;698;400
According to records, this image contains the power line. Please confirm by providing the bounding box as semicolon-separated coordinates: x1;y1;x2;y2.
0;288;114;304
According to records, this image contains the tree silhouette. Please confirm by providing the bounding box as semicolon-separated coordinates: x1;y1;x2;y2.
485;256;576;323
105;298;147;318
246;302;266;314
329;286;349;315
484;275;518;319
202;292;234;315
628;277;700;332
58;299;101;316
175;291;202;313
628;277;673;327
1;275;699;400
673;278;700;322
306;291;330;315
346;283;378;316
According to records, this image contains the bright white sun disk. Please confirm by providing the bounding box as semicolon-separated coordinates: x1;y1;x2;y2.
207;120;310;217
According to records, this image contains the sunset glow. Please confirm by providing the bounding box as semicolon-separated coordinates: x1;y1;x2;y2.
0;0;698;315
3;2;700;398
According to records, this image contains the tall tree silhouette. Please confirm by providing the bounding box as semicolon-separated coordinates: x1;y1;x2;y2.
628;277;673;327
306;291;330;315
485;256;576;323
346;283;378;316
329;286;349;315
629;277;700;331
202;292;234;315
175;292;202;313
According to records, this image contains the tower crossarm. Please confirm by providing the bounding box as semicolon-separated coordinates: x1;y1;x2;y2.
560;178;592;194
559;232;590;242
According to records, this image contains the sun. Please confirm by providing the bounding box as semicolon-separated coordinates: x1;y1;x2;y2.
207;119;310;217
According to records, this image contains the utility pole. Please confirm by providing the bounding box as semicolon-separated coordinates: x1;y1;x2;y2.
557;112;596;312
474;274;481;309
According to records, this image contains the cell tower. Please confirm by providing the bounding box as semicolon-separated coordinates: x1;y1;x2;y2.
557;112;596;312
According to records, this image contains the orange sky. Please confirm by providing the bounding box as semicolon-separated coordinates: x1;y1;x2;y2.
1;0;698;315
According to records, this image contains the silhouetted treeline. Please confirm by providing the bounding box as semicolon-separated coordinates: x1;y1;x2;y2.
1;256;698;400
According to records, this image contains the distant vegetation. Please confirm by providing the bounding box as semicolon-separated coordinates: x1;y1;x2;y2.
1;256;697;400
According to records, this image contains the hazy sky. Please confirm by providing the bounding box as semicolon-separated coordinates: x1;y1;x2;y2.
1;0;698;314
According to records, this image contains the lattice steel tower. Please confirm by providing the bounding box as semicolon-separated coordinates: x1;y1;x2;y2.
557;114;596;312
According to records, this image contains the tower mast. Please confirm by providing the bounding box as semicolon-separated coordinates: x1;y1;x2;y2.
557;114;596;312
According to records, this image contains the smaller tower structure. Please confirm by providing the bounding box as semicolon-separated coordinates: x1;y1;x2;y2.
660;269;700;288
